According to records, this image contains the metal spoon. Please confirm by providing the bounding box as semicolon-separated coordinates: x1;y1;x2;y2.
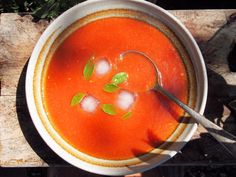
120;50;236;158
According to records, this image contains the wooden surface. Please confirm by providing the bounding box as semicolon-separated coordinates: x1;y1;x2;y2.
1;10;236;167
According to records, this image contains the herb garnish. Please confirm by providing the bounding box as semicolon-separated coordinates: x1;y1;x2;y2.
111;72;128;85
101;104;116;115
83;56;95;80
103;72;128;93
103;83;119;93
122;111;132;119
70;93;86;106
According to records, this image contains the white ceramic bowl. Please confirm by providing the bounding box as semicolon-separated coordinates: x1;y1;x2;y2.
26;0;207;175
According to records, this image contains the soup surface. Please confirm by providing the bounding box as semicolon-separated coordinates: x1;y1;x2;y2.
44;17;189;160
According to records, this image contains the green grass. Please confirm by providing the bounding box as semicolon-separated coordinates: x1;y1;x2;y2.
0;0;85;20
0;0;155;20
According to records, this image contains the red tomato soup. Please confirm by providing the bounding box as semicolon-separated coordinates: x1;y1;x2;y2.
44;17;189;160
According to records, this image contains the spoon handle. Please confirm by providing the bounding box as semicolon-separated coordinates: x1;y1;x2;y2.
155;85;236;158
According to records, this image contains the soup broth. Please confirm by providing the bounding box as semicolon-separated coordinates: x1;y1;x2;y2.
44;16;190;160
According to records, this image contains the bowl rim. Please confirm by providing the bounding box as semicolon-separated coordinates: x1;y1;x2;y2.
25;0;208;175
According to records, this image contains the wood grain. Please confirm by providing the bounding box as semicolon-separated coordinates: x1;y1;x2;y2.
1;10;236;167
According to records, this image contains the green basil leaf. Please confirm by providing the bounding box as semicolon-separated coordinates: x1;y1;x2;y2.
83;56;95;80
103;83;119;93
101;104;116;115
122;111;132;119
111;72;128;85
70;93;86;106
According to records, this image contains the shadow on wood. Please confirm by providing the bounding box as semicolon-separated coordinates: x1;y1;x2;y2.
202;13;236;136
16;60;67;166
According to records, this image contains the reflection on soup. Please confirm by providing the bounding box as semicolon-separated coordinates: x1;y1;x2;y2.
44;17;189;160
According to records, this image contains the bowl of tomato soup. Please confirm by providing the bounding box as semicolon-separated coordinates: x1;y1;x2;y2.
26;0;207;175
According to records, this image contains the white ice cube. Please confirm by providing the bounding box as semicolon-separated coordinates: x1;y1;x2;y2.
117;91;135;110
95;59;110;75
81;96;99;113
